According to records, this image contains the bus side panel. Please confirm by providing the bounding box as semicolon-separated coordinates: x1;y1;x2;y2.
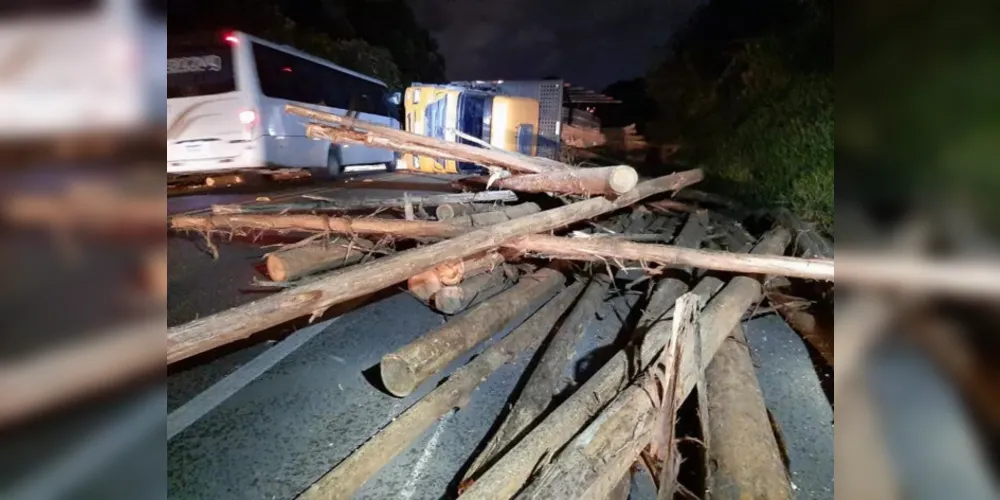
490;96;540;157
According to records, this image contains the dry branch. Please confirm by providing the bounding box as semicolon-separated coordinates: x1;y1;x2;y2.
288;104;569;174
464;271;613;479
457;228;790;500
168;170;703;364
295;282;586;500
381;268;566;397
266;238;374;282
704;325;792;500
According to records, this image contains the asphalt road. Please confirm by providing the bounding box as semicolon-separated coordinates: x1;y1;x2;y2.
166;171;834;500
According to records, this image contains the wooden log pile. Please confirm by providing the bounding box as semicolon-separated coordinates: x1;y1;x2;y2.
167;105;838;499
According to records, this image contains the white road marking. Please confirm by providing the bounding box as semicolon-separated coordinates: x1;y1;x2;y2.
400;410;454;500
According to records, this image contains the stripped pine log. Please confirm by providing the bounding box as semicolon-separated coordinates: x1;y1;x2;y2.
436;202;502;221
266;238;374;282
466;166;639;196
508;234;834;281
168;170;703;364
434;267;513;315
288;104;570;174
171;214;465;239
212;191;519;214
513;294;701;500
407;251;506;302
446;203;541;228
296;282;585;500
464;271;614;479
705;325;792;500
381;268;566;397
457;228;790;500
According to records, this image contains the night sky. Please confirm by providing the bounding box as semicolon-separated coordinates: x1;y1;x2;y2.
407;0;704;89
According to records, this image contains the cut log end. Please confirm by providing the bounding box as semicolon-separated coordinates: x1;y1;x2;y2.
266;255;289;282
381;355;418;397
609;166;639;195
433;286;466;315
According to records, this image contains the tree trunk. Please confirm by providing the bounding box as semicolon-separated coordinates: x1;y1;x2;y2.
457;228;790;500
507;234;834;282
212;191;519;215
436;202;504;221
381;268;566;397
434;268;513;315
266;238;374;282
705;325;793;500
446;203;541;228
171;214;465;239
407;251;506;302
463;271;613;479
167;170;703;364
298;282;587;500
468;166;639;196
289;104;569;174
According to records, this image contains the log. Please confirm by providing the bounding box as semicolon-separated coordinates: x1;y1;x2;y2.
290;104;569;174
266;238;374;282
212;191;519;215
434;268;513;315
646;199;698;213
464;271;614;478
457;228;790;500
296;282;586;500
775;208;833;258
381;267;566;397
508;234;834;281
407;251;505;302
436;202;501;221
171;214;465;239
167;170;703;364
513;294;700;500
471;166;639;196
704;325;792;500
446;203;541;228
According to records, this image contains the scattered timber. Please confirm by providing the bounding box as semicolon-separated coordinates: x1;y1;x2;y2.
436;202;503;221
434;268;513;315
465;166;639;196
295;282;585;500
407;251;506;302
170;214;465;239
446;203;541;228
288;104;569;174
704;325;792;500
167;170;703;364
464;271;614;478
776;208;833;258
380;267;566;397
457;228;790;500
266;238;374;282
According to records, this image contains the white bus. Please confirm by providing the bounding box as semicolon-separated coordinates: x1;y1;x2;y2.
167;30;402;180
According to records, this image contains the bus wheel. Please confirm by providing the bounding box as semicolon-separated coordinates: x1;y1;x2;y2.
383;159;397;172
310;151;342;181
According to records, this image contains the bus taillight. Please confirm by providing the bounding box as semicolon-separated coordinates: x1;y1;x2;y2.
239;110;257;125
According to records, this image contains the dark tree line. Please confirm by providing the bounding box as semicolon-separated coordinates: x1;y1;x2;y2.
168;0;447;90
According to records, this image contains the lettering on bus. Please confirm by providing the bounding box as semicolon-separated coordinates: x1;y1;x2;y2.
167;55;224;74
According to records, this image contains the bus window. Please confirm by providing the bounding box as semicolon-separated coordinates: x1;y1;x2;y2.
167;42;236;98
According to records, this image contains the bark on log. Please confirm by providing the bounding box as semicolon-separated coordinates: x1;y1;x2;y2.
381;268;566;397
463;272;614;478
171;214;465;239
776;208;833;258
513;295;699;500
446;203;541;228
289;104;569;174
434;268;513;315
436;202;502;221
470;166;639;196
266;238;374;282
407;251;506;302
297;282;586;500
457;229;791;500
0;316;165;428
508;234;834;282
167;170;703;364
705;325;792;500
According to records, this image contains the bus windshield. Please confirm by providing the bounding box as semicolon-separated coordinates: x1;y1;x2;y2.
167;42;235;98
